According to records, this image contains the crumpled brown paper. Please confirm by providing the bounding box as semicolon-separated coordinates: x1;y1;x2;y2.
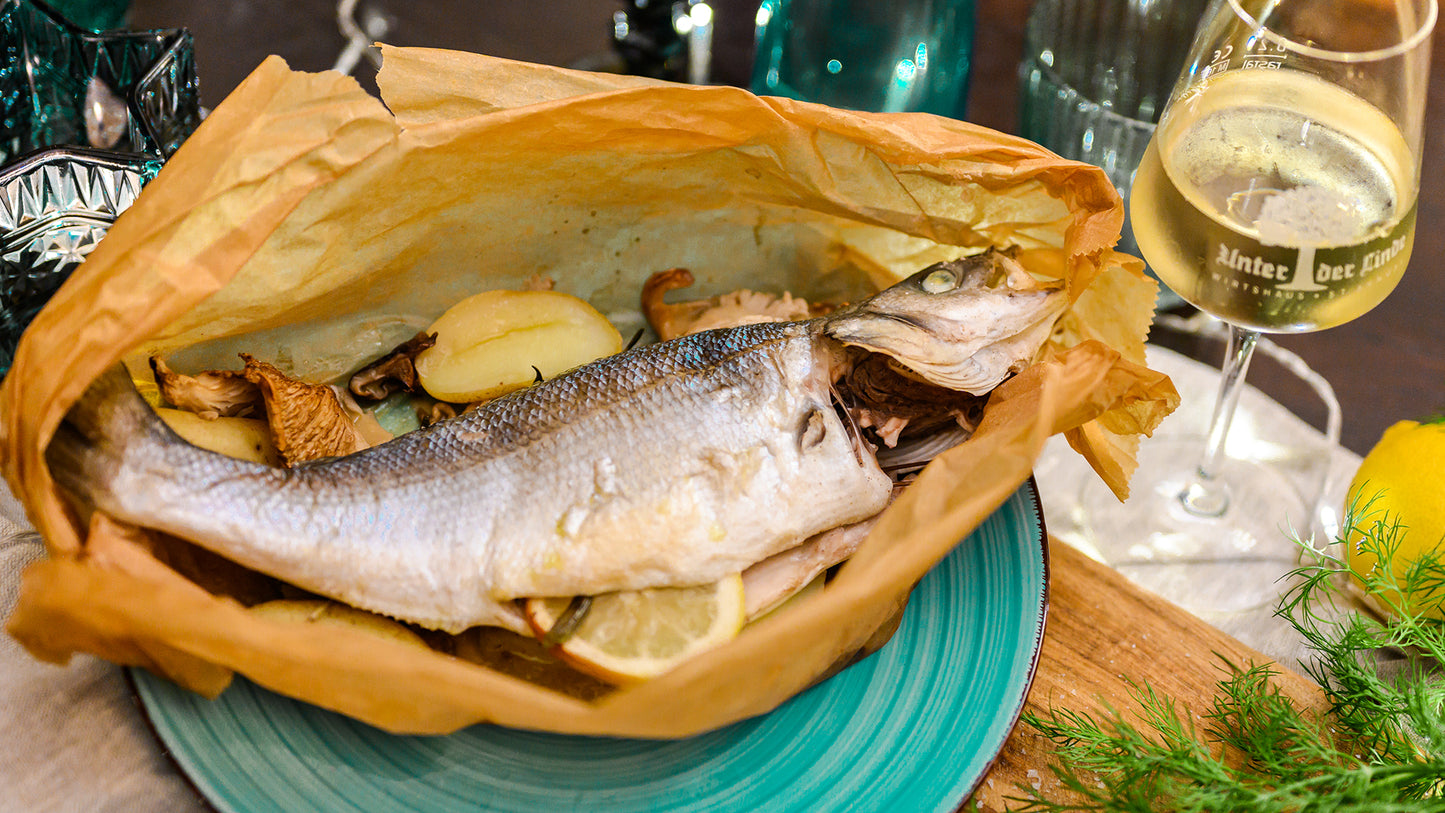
0;48;1178;737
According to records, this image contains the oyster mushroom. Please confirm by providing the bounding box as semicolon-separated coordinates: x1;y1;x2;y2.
641;268;820;341
347;332;436;401
150;357;262;420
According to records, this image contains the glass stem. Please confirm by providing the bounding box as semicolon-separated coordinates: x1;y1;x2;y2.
1179;324;1259;518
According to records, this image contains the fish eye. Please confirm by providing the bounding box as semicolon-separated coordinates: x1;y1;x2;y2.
921;268;957;293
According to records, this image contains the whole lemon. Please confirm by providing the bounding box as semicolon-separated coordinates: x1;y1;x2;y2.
1345;418;1445;618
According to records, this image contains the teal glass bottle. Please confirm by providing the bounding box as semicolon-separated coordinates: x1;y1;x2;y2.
751;0;975;117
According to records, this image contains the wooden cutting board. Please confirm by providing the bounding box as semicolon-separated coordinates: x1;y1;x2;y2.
968;537;1331;811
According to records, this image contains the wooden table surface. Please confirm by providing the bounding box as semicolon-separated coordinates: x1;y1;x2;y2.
971;536;1330;811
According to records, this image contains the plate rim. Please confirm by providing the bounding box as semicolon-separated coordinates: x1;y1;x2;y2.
959;474;1050;803
128;477;1051;812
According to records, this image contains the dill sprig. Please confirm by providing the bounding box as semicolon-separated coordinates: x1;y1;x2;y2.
1010;495;1445;812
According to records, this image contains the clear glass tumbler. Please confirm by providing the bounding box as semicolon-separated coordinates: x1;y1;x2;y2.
1018;0;1209;304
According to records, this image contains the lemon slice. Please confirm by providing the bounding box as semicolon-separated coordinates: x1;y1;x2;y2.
523;574;746;685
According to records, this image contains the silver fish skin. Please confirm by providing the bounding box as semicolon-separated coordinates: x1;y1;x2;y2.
50;323;888;633
46;249;1066;634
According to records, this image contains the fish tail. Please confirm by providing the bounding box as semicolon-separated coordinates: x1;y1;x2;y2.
45;365;172;507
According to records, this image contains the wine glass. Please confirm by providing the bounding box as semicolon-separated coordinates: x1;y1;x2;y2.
1077;0;1436;613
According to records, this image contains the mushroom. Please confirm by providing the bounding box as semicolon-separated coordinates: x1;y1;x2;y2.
641;268;821;341
347;332;436;401
150;357;263;420
241;355;370;466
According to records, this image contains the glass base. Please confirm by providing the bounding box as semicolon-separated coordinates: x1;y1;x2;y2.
1075;436;1312;615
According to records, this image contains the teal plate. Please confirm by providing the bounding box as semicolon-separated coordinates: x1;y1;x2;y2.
131;480;1048;813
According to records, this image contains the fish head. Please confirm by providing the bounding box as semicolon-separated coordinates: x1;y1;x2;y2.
823;249;1067;395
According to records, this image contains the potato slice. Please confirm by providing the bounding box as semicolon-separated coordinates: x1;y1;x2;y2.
415;290;623;403
157;408;283;466
248;599;429;649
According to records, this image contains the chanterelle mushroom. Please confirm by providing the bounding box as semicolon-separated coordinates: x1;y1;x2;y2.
241;355;369;466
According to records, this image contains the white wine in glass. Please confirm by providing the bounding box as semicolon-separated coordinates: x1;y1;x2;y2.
1080;0;1435;613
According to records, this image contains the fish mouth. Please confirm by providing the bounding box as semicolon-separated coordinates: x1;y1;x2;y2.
857;310;928;330
825;309;934;350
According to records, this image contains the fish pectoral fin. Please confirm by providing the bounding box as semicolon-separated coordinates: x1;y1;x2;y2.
741;511;881;620
825;385;872;466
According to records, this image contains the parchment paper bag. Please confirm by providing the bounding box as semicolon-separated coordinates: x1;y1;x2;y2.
1;47;1177;736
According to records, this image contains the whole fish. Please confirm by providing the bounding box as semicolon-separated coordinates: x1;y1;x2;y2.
46;249;1066;633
